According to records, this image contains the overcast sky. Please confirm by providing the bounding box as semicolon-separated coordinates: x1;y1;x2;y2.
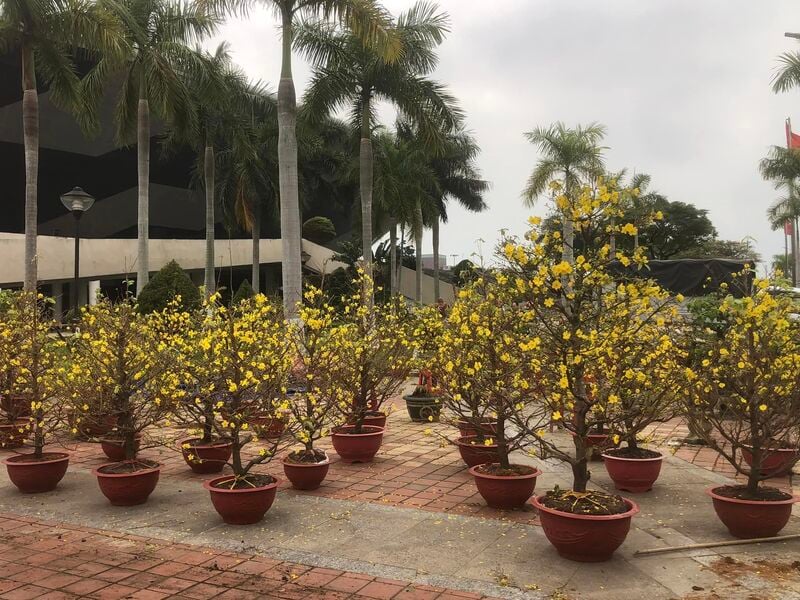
208;0;800;270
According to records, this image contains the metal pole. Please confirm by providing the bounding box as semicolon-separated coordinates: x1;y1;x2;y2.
72;211;81;315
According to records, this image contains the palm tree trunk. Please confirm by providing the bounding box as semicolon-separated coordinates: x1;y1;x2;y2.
609;216;616;259
136;91;150;294
414;201;423;302
21;43;38;292
204;144;215;297
359;101;374;307
389;217;397;296
794;217;799;287
562;216;574;265
278;9;302;319
397;223;404;293
432;217;440;300
252;200;260;294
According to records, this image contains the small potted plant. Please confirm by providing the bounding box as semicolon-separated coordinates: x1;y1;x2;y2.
1;293;71;493
190;294;292;525
329;275;413;463
68;298;181;506
434;275;543;510
280;287;341;490
405;308;444;423
686;278;800;538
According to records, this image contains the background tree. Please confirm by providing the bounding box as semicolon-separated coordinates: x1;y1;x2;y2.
760;146;800;283
637;198;716;259
302;216;337;244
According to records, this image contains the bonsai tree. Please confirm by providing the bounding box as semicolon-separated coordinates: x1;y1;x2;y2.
686;278;800;497
66;298;181;464
137;260;201;314
185;292;292;486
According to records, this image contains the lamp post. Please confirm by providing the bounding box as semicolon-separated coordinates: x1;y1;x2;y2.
60;187;95;316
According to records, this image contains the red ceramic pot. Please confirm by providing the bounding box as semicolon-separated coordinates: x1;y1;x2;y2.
707;486;799;538
362;412;387;429
602;452;663;493
3;452;70;493
742;447;799;478
569;432;615;461
283;454;331;490
469;464;541;509
0;395;31;419
456;419;497;438
531;495;639;562
204;475;278;524
0;421;28;449
93;461;161;506
455;436;500;467
100;435;141;461
180;438;233;474
331;425;384;463
73;413;117;439
249;415;286;439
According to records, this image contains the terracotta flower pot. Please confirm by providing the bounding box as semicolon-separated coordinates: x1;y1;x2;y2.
180;438;233;474
707;486;799;538
455;436;500;467
72;413;117;439
403;396;442;422
93;461;161;506
331;425;384;463
602;451;663;493
203;475;278;524
469;464;541;509
569;431;615;461
0;395;31;419
0;421;29;449
3;452;70;493
100;434;141;461
283;454;330;490
531;495;639;562
456;418;497;438
741;447;799;478
249;415;286;439
362;412;387;429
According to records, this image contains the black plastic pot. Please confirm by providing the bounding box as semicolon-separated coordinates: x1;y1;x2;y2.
403;395;442;423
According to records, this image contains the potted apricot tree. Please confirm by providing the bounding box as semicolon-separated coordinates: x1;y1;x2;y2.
1;293;71;493
433;274;545;509
191;294;292;524
405;306;444;423
504;180;673;561
686;278;800;538
68;299;182;505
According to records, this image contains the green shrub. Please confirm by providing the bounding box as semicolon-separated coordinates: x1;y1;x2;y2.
137;261;201;314
232;279;255;305
302;217;337;245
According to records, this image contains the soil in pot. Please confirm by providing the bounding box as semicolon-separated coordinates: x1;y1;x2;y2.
180;438;233;474
204;474;279;525
403;395;442;422
3;452;70;493
602;447;663;493
100;435;141;461
707;485;798;538
469;463;541;509
331;425;384;463
742;447;799;478
455;436;500;467
283;449;330;490
532;489;638;562
0;421;28;449
93;459;160;506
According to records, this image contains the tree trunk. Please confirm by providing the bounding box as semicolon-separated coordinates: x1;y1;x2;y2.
609;216;616;259
136;93;150;294
397;223;405;293
793;217;799;287
252;200;260;294
414;201;423;302
278;10;302;319
359;102;374;306
204;144;215;296
562;216;575;265
389;217;398;296
432;217;440;300
22;44;38;292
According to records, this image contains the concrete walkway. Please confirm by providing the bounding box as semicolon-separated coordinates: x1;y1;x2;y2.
1;438;799;599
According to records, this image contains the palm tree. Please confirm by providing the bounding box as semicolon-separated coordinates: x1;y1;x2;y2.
96;0;217;294
252;0;397;319
296;0;461;305
760;146;800;285
1;0;124;291
522;122;606;264
766;180;800;285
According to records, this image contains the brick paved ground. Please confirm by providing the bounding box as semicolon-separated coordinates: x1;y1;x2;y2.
0;512;502;600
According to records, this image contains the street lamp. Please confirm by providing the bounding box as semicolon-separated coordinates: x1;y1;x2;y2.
60;187;95;315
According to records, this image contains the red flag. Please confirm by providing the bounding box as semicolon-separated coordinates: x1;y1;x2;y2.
786;220;794;236
786;120;800;149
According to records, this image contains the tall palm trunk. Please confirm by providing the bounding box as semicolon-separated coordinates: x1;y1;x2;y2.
397;223;404;293
794;216;800;287
278;9;302;319
562;176;575;265
414;201;423;302
204;144;215;296
359;102;374;306
432;217;440;300
388;217;397;296
21;43;38;292
251;200;260;293
136;91;150;294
